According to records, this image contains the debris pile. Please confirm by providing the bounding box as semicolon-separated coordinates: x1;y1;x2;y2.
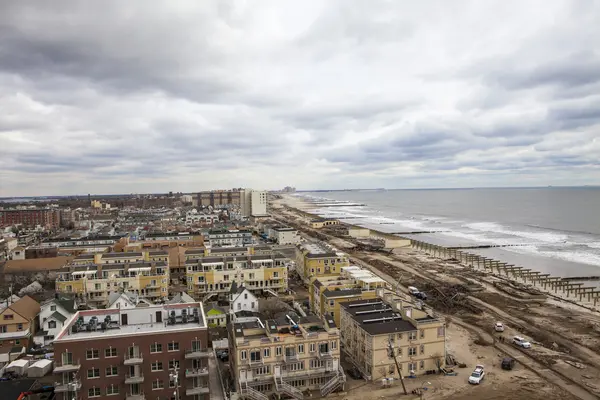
420;282;483;315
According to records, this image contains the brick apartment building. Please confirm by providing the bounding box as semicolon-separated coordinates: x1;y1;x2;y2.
52;303;210;400
0;208;60;229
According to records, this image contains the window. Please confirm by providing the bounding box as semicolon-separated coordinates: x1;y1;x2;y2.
169;360;180;369
331;341;337;350
250;351;261;362
151;343;162;353
86;349;99;360
237;303;241;310
408;347;417;356
88;387;101;397
48;320;57;329
241;350;247;360
420;344;425;354
223;275;229;281
310;343;316;353
275;347;282;357
106;366;118;376
168;341;179;351
420;329;425;339
152;379;164;390
298;344;304;354
310;359;325;369
88;368;100;378
106;385;119;395
254;365;271;375
264;348;271;358
437;326;445;337
251;301;255;309
420;360;425;370
3;315;13;320
244;293;248;299
409;331;417;340
329;300;335;307
50;305;57;311
105;347;117;357
151;362;163;371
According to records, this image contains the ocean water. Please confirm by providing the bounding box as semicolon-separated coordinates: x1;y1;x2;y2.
298;187;600;278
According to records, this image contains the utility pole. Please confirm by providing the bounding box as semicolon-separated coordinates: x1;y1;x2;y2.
170;364;180;400
387;338;407;395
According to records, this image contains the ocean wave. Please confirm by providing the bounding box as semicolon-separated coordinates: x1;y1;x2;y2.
463;221;569;244
509;245;600;268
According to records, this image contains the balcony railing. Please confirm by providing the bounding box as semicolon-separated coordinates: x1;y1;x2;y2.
185;368;209;377
185;348;210;359
124;352;144;365
186;385;210;395
54;381;82;392
125;373;144;384
318;351;333;359
53;359;81;373
284;353;298;362
125;391;145;400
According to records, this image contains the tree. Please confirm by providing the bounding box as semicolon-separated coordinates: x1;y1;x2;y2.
258;298;291;319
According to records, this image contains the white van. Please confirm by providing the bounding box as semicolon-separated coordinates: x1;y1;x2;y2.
408;286;420;295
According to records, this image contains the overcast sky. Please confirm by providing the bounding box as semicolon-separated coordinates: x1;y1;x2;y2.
1;1;599;196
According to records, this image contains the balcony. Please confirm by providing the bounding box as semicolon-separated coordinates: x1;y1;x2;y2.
318;351;333;359
125;373;144;384
126;392;145;400
185;368;209;377
53;360;81;373
186;385;210;395
124;352;144;365
185;348;210;359
284;353;298;362
54;381;82;392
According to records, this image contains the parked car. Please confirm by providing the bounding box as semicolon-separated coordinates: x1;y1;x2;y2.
468;365;485;384
501;357;516;370
346;367;362;380
513;336;532;348
415;292;427;300
494;322;505;332
216;349;229;361
408;286;420;295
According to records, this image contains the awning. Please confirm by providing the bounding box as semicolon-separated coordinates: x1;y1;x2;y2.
128;267;151;272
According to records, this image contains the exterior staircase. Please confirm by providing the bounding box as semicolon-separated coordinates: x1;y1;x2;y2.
320;366;347;397
275;377;304;399
202;292;216;303
240;382;268;400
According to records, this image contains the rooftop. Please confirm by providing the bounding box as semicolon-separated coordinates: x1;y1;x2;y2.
322;288;363;298
102;252;143;258
55;303;206;342
341;298;417;336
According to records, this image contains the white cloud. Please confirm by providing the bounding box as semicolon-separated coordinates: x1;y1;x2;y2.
0;0;599;196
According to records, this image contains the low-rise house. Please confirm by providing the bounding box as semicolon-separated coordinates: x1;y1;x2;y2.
229;282;259;314
106;291;154;309
0;295;40;351
310;218;340;229
35;296;77;346
269;226;301;245
297;242;349;282
205;302;227;327
340;295;446;380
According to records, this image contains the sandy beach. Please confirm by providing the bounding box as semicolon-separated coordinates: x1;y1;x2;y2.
272;194;600;400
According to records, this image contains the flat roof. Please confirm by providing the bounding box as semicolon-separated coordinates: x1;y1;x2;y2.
102;252;143;258
323;288;362;298
341;298;416;336
55;303;206;342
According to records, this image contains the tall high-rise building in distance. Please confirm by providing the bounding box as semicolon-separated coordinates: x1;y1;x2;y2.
241;189;268;217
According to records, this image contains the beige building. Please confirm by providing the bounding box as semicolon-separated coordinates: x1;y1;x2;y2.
309;266;387;326
56;251;170;306
340;295;446;380
229;315;346;399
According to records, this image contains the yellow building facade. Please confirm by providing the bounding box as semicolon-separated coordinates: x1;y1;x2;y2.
340;295;446;380
309;266;387;325
56;251;170;306
297;243;349;282
186;247;290;299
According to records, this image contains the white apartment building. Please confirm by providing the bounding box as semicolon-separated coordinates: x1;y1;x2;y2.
269;226;300;245
241;189;268;217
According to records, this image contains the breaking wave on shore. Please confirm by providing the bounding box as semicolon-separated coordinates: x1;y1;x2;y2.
294;193;600;271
